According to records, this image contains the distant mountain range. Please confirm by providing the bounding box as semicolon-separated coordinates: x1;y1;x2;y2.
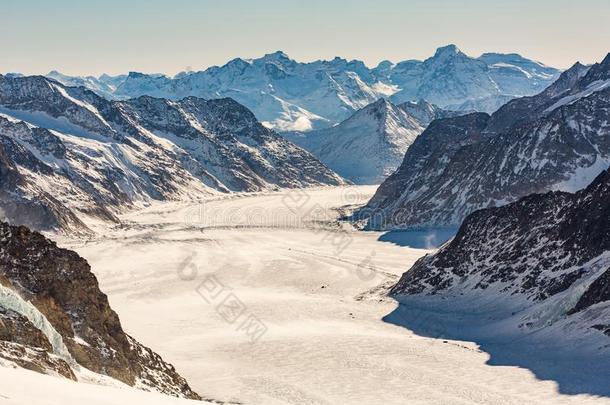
359;52;610;230
0;74;343;233
285;99;459;184
44;45;560;132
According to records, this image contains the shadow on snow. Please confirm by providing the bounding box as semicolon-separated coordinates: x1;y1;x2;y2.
377;228;458;249
383;300;610;398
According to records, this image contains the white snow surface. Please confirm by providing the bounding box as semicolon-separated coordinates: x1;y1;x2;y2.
0;366;210;405
32;186;609;405
545;79;610;113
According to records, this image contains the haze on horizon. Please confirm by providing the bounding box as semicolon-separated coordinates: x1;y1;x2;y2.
2;0;610;76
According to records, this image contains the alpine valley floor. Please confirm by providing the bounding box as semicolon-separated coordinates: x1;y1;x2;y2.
32;186;610;405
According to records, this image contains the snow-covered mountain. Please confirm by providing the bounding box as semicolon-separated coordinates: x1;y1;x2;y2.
46;70;126;100
391;168;610;347
0;221;200;398
360;52;610;230
285;99;457;184
44;46;560;132
0;74;344;232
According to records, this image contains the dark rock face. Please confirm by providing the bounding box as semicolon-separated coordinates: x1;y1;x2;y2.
0;221;200;399
0;308;53;352
0;74;343;232
391;169;610;334
361;112;490;228
360;53;610;230
570;269;610;314
0;340;76;380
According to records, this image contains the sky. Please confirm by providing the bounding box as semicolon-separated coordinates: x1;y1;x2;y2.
2;0;610;76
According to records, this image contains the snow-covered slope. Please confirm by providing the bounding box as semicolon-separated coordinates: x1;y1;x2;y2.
0;221;201;399
46;70;126;100
0;367;209;405
0;75;344;232
286;99;456;184
360;53;610;230
45;46;560;131
389;46;560;113
391;168;610;349
478;52;560;95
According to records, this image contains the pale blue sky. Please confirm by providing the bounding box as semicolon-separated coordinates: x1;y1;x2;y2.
2;0;609;76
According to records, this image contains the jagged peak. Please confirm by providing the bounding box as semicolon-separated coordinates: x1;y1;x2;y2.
560;61;590;79
365;97;393;112
538;61;590;98
433;44;462;57
262;50;291;60
127;71;145;78
544;53;608;96
256;51;295;68
226;57;248;64
585;52;610;80
205;96;253;111
342;98;394;124
126;71;167;80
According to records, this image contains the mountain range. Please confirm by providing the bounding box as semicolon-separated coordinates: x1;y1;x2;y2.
44;45;560;132
359;53;610;230
0;74;343;233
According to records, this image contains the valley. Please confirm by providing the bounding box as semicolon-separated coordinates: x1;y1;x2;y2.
49;186;610;405
1;5;609;402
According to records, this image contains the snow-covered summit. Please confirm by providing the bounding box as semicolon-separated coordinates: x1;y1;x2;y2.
286;98;458;184
44;46;560;131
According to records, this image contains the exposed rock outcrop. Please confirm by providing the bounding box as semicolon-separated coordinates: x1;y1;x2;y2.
0;221;200;399
391;169;610;338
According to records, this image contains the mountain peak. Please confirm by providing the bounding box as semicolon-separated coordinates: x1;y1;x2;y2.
559;61;589;80
127;71;150;79
346;98;393;121
262;50;291;61
375;60;394;70
600;52;610;68
366;97;392;113
434;44;461;57
576;52;610;86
